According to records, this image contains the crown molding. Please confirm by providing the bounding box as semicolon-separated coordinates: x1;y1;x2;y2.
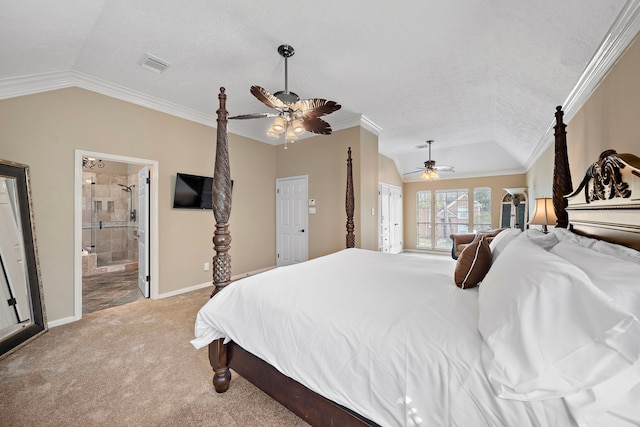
0;70;217;127
0;71;76;99
525;0;640;172
74;72;217;127
328;113;383;136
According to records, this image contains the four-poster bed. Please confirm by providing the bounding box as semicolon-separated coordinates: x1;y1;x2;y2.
193;88;640;426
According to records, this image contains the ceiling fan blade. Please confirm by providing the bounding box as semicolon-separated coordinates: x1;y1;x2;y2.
302;117;333;135
433;165;455;172
402;170;423;176
250;85;287;110
294;98;341;118
228;112;279;120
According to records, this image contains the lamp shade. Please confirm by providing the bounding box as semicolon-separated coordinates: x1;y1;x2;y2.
272;115;285;133
291;119;305;135
529;196;557;232
421;169;438;180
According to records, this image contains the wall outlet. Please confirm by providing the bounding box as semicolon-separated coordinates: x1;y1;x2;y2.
204;262;210;271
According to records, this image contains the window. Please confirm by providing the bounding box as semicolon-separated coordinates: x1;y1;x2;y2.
416;191;432;248
417;189;475;251
435;189;468;250
473;187;492;231
417;188;493;251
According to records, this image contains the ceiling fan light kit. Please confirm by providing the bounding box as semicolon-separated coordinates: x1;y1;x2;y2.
421;169;439;180
229;44;341;149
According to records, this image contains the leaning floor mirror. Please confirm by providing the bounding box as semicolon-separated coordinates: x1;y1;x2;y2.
0;159;47;358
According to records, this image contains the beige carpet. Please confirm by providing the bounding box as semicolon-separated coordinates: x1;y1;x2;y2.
0;287;309;427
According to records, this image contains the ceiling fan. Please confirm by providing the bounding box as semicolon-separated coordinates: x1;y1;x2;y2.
404;140;455;179
229;44;341;148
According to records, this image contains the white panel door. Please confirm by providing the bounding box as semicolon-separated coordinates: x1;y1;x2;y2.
276;176;308;267
389;185;403;254
138;167;150;298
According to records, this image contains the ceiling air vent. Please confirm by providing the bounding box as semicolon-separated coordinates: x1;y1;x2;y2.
140;53;170;73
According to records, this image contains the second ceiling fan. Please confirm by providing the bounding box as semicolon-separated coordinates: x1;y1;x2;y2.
404;140;455;179
230;44;341;148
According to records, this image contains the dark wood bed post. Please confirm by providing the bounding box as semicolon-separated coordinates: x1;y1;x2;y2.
210;87;232;393
553;106;573;228
346;147;355;248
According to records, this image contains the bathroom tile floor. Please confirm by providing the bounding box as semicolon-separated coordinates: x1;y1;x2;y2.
82;269;144;314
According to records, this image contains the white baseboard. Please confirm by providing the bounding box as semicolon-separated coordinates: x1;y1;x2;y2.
156;281;212;299
156;266;275;299
230;266;274;281
47;316;78;328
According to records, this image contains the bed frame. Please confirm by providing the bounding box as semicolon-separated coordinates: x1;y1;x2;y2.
206;89;640;426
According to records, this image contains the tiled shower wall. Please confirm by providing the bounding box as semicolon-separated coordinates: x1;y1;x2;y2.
82;171;139;267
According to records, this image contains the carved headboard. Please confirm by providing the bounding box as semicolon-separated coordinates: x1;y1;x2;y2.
565;150;640;250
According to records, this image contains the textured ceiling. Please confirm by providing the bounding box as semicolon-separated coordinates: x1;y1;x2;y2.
1;0;637;180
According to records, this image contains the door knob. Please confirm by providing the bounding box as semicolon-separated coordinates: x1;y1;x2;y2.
299;229;305;232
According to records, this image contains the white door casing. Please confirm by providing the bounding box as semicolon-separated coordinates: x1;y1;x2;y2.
276;176;308;267
74;150;159;323
138;167;150;298
379;184;390;252
379;183;403;254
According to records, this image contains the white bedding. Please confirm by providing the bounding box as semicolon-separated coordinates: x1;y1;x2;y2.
479;235;640;426
192;248;574;427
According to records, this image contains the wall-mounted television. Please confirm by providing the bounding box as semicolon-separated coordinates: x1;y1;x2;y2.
173;172;213;209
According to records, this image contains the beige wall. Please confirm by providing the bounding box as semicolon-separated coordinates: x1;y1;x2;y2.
0;87;276;322
527;35;640;203
403;174;527;250
378;154;403;187
526;144;554;205
276;126;379;258
358;128;379;251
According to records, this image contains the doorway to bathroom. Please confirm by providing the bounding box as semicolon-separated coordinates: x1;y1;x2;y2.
74;150;158;319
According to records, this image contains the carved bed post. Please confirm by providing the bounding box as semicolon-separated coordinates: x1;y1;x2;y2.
210;87;232;393
346;147;355;248
212;87;232;296
553;106;573;228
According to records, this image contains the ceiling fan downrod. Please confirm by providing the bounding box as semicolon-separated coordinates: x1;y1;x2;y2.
426;140;435;168
275;44;298;103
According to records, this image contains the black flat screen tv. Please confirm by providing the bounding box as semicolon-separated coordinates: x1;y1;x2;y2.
173;172;213;209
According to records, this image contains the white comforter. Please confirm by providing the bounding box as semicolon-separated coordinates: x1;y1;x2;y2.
192;248;572;427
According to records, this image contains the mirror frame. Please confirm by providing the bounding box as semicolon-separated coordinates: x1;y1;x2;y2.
0;159;47;358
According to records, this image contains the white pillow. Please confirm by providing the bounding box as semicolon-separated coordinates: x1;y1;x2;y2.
553;227;598;248
479;237;640;402
591;239;640;265
550;241;640;320
552;228;640;264
488;228;521;263
519;228;560;251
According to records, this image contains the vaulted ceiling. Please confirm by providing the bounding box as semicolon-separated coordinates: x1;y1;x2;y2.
1;1;638;180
